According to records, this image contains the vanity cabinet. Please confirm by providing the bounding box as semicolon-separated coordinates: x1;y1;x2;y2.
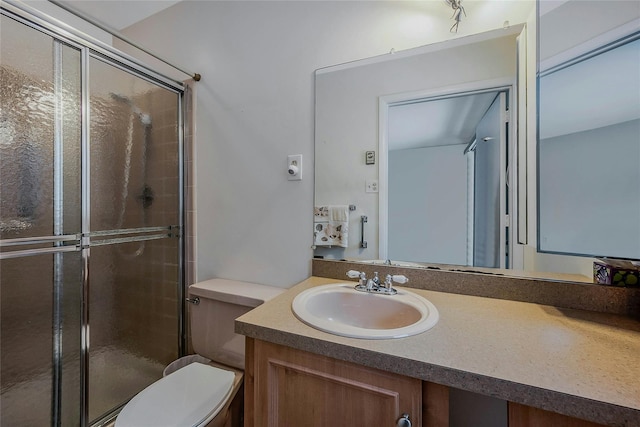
244;338;426;427
508;403;607;427
244;339;609;427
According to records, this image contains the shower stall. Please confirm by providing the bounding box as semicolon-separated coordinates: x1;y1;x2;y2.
1;3;186;426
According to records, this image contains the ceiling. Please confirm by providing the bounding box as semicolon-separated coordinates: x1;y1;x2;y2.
57;0;181;30
388;92;498;151
52;0;638;147
540;37;640;140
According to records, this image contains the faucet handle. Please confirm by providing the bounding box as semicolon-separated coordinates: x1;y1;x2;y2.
391;275;409;284
346;270;364;279
384;274;393;288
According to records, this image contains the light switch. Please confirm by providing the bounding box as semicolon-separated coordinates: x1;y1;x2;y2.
287;154;302;181
365;180;378;193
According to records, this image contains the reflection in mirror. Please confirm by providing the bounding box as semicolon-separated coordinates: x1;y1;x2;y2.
314;26;537;276
538;6;640;260
314;1;640;283
385;90;510;269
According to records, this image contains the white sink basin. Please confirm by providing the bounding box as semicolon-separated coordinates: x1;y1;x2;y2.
291;283;439;339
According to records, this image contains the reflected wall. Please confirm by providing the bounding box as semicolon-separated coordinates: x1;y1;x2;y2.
314;30;519;262
537;1;640;260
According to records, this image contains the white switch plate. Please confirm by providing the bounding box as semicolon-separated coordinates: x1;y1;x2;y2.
365;180;378;193
287;154;302;181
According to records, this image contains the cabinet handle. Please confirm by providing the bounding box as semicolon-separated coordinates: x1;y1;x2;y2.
396;413;411;427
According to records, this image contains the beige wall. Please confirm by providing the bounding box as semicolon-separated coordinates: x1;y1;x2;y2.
121;0;534;288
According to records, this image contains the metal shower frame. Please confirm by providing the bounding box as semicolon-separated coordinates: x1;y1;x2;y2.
0;2;188;426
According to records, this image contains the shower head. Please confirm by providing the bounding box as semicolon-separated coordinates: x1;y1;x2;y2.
110;92;152;127
110;92;131;105
139;113;152;126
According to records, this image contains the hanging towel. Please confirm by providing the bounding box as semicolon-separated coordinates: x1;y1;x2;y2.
328;205;349;248
314;206;332;246
313;221;333;246
313;205;349;247
314;206;329;222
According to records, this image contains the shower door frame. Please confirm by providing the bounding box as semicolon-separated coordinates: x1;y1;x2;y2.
0;2;187;426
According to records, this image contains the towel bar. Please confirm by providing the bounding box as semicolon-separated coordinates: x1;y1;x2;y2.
360;215;368;248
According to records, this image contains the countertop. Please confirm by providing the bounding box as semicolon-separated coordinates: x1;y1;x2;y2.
235;277;640;427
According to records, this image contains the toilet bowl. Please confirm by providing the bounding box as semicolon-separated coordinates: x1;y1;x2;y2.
115;279;284;427
116;362;234;427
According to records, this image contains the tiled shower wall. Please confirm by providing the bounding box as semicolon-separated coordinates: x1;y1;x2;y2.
94;83;181;362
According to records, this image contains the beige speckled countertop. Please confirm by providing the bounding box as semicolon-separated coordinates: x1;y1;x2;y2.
236;277;640;427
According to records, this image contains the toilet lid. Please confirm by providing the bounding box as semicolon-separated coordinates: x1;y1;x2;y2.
116;362;235;427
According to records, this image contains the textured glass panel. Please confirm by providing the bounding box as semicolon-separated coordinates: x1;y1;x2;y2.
1;12;183;427
0;16;81;239
90;58;180;231
1;252;83;427
88;238;179;422
59;42;83;236
59;252;83;427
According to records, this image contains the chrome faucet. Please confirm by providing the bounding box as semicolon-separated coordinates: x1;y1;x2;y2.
346;270;409;295
352;270;366;288
367;271;381;291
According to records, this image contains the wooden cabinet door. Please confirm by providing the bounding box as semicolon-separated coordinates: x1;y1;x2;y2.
246;338;422;427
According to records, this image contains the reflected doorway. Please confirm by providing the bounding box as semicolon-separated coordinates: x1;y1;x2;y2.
379;86;513;269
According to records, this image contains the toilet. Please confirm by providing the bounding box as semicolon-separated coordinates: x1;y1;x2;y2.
115;278;284;427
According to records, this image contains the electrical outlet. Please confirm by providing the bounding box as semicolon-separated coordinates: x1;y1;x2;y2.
365;180;378;193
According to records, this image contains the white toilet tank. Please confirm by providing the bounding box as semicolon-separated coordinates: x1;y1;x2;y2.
188;278;284;370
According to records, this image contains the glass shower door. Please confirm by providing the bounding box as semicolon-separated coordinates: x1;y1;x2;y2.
1;8;184;426
1;13;83;426
87;56;182;423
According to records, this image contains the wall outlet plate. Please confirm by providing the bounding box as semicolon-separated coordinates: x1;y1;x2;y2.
365;180;378;193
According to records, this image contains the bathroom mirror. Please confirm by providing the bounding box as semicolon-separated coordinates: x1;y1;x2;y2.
314;26;531;271
314;1;640;282
537;1;640;260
